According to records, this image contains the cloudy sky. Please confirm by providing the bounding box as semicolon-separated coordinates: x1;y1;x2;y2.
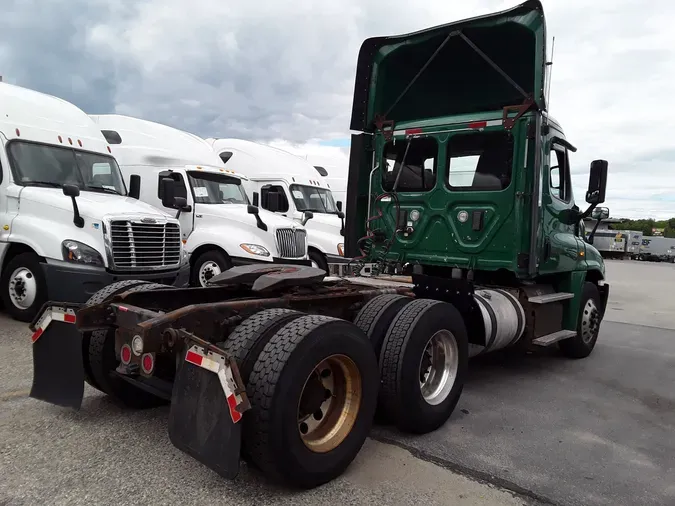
1;0;673;219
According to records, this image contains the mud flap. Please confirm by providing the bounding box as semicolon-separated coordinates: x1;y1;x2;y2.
29;304;85;409
168;345;250;480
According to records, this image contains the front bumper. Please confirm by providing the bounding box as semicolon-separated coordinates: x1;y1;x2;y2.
230;256;311;267
41;260;191;303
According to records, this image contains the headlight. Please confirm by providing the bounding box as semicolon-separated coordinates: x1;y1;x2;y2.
62;240;104;266
240;243;270;257
337;243;344;256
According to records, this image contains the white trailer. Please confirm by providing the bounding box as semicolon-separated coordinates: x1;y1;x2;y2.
0;83;189;321
638;236;675;262
206;138;345;272
89;116;310;287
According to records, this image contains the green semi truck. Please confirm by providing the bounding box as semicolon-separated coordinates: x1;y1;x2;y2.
27;0;608;491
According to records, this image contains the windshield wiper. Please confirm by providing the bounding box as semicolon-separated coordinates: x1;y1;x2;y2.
22;180;64;188
87;185;122;195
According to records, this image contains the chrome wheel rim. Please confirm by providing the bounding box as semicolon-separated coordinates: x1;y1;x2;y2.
419;330;459;406
8;267;38;310
198;261;221;287
297;354;362;453
581;299;600;343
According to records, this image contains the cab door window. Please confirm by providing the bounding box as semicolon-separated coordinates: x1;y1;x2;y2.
549;145;572;203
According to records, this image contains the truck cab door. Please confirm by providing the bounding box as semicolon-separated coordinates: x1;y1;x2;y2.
538;136;582;274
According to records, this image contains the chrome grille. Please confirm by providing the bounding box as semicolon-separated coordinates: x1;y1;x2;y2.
276;228;306;258
110;220;181;270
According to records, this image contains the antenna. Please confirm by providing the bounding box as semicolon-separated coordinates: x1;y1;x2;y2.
544;36;556;120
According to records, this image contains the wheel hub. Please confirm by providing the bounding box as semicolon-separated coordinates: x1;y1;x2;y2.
418;330;459;406
8;267;37;310
581;299;600;343
199;261;221;287
297;355;361;453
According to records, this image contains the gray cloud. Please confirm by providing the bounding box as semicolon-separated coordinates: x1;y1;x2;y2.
1;0;674;219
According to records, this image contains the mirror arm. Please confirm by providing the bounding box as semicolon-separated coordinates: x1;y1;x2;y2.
587;215;602;244
579;202;598;221
70;196;84;228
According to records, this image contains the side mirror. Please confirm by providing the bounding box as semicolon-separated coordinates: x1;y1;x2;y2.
161;177;176;208
247;204;259;215
252;191;259;207
591;206;610;220
586;160;608;204
301;211;314;226
62;184;80;198
336;201;343;212
174;196;189;210
267;192;281;213
128;174;141;199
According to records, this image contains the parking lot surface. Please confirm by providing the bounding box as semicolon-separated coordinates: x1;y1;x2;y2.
1;260;673;505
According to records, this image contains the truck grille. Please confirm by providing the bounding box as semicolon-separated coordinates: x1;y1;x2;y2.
276;228;306;258
110;220;181;270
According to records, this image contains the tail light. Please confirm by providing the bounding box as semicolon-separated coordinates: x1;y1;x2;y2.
120;344;132;365
141;353;155;375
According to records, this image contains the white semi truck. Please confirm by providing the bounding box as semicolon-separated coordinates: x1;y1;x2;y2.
0;83;189;321
205;138;345;272
89;116;310;286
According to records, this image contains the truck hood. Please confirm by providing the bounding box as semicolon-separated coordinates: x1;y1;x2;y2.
305;212;342;235
350;0;547;131
195;203;306;232
19;187;170;219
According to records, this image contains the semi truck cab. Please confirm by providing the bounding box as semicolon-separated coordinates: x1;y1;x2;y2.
89;116;310;287
206;138;345;272
0;83;189;321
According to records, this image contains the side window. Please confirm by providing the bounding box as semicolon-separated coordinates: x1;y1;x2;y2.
382;137;437;192
157;171;187;205
549;146;571;202
446;131;513;191
260;184;289;213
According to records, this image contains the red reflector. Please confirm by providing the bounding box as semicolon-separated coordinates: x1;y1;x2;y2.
468;121;487;129
68;138;73;145
31;328;43;343
15;128;20;136
120;345;131;364
142;353;154;374
58;135;63;143
64;314;76;323
185;350;203;366
227;394;242;423
107;146;112;153
77;139;82;147
118;306;128;312
405;128;423;135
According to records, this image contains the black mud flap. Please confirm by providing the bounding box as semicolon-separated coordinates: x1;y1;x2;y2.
168;345;249;480
29;304;85;409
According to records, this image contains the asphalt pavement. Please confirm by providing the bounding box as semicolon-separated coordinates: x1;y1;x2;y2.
1;260;674;505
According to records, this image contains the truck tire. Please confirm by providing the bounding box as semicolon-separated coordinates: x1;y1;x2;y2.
309;250;328;273
378;299;468;434
354;294;413;357
558;282;603;359
1;252;48;322
87;282;170;408
82;279;152;391
191;250;231;287
218;308;304;383
245;315;378;489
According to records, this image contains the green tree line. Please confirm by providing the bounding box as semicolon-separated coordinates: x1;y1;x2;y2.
609;218;675;237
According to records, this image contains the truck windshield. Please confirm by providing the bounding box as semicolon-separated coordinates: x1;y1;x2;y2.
289;184;338;213
7;141;127;195
187;171;248;205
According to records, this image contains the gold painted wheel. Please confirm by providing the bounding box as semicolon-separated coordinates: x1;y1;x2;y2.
297;354;362;453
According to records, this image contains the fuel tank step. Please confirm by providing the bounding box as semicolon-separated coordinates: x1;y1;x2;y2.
527;292;574;304
532;329;577;346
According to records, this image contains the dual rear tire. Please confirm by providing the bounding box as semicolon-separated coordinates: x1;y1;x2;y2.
354;295;469;434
